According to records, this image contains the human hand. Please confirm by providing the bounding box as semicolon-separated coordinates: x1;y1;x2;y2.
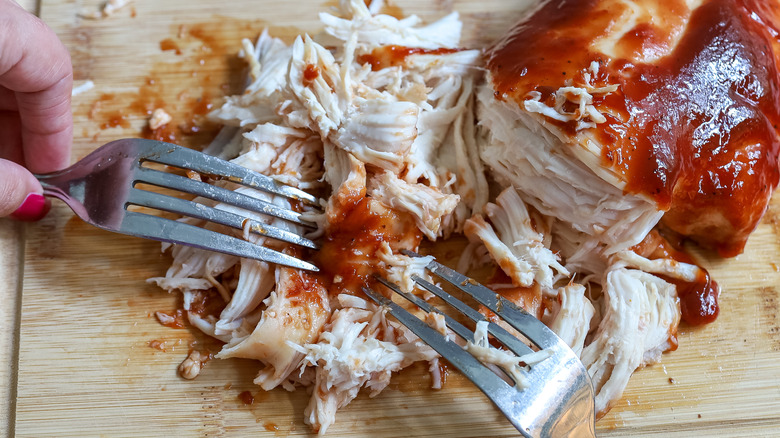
0;0;72;221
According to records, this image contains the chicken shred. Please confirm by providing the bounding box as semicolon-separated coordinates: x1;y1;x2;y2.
580;266;680;416
148;108;172;130
464;187;568;289
178;350;210;380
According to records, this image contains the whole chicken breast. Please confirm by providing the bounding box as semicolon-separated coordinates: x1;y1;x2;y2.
480;0;780;257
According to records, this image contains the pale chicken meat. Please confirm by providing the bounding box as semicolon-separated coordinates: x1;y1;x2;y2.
477;83;663;254
465;320;553;389
375;242;434;295
322;143;366;225
146;0;780;433
217;266;331;390
290;301;438;434
368;171;460;240
214;258;274;335
464;187;568;289
580;266;681;415
546;284;595;357
148;108;172;130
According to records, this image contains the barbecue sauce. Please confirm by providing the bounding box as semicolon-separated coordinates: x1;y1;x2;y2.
312;196;422;297
631;231;719;325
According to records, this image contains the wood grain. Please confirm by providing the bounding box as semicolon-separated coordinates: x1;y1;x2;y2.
2;4;42;438
0;219;23;438
14;1;780;437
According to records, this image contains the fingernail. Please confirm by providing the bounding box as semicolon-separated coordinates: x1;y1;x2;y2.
10;193;50;222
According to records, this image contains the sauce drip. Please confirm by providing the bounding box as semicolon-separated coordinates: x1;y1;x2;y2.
676;271;719;326
631;230;719;325
188;289;227;319
159;38;182;55
486;0;780;256
238;391;255;405
100;111;130;129
155;309;186;329
358;45;460;71
303;64;320;84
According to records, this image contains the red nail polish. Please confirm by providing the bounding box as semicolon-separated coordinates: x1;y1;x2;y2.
10;193;50;222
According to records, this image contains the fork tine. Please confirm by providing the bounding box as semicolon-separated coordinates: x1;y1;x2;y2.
363;285;546;437
402;250;563;351
374;276;477;343
135;167;316;228
362;286;517;396
126;188;318;249
138;140;319;205
376;275;534;357
408;275;535;357
120;211;318;271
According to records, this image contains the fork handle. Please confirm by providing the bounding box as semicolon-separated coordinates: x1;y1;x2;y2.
34;174;70;203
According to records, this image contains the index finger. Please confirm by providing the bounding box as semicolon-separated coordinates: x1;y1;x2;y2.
0;0;72;173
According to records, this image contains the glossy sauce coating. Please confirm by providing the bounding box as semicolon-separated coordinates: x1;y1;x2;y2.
486;0;780;256
312;196;421;297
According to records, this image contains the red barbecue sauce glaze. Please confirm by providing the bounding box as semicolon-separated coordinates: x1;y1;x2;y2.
486;0;780;258
312;197;422;297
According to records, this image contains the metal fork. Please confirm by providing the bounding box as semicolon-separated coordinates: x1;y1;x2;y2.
35;138;320;271
364;251;595;438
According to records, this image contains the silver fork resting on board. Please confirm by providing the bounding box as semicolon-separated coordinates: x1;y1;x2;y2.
364;250;596;438
35;139;321;271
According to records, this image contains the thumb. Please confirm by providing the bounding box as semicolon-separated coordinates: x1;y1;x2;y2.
0;158;49;221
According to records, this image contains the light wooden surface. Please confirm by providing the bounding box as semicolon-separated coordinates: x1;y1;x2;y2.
8;0;780;437
0;219;23;438
2;5;43;438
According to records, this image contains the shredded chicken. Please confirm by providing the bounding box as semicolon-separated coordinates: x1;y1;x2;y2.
151;2;487;433
148;108;172;130
290;305;437;434
80;0;134;19
217;267;331;390
465;321;552;389
147;0;717;433
369;171;460;240
546;284;595;356
464;187;568;289
178;350;210;380
376;242;434;295
478;85;664;255
580;266;680;415
523;62;619;131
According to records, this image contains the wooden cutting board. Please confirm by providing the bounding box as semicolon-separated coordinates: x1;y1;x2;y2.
13;0;780;436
